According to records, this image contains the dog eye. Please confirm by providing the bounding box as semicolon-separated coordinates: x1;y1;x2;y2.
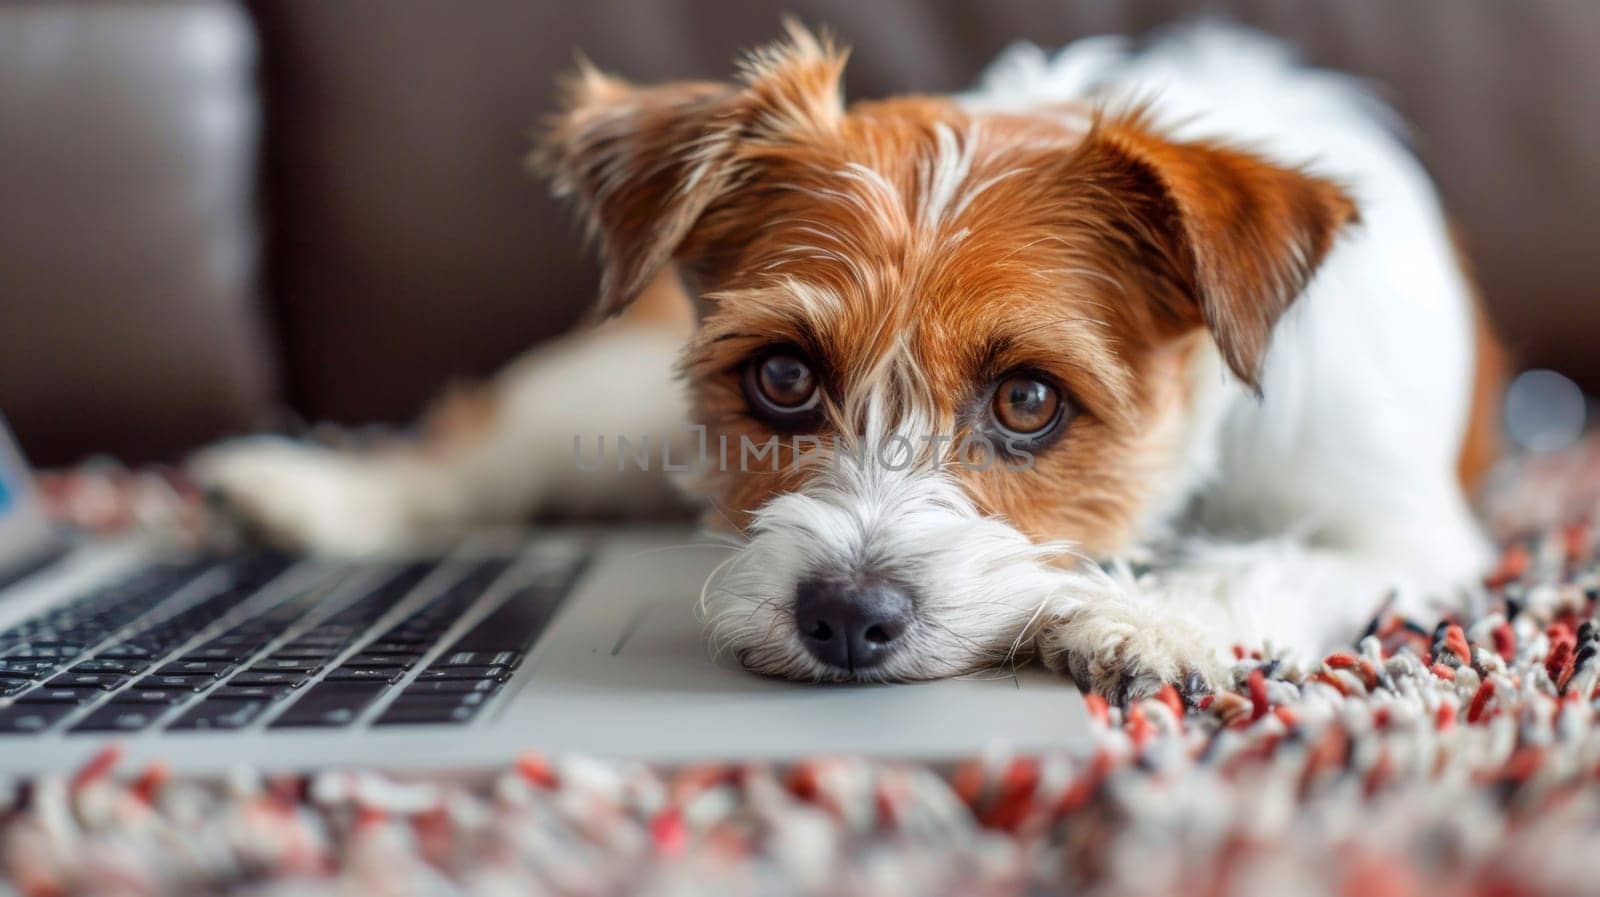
990;374;1065;438
744;349;821;422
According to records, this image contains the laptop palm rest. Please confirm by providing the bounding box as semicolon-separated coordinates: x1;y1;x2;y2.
499;536;1091;763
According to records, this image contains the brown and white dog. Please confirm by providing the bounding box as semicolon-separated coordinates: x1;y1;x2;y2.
193;25;1502;703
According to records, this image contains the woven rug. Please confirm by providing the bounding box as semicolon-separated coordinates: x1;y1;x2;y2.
7;441;1600;897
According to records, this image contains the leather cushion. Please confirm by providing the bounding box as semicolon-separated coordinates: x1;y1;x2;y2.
0;1;278;465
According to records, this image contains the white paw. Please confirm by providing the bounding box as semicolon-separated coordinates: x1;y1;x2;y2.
1037;602;1222;706
189;437;415;555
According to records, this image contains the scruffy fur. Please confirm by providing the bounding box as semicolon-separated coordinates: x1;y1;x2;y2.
194;25;1498;703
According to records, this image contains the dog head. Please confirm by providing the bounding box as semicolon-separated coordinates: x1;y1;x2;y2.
540;25;1355;681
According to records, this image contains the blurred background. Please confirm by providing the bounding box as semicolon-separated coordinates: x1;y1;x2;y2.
1;0;1597;467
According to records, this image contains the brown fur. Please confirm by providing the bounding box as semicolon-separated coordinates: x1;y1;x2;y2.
420;382;501;459
1459;291;1507;492
541;28;1363;556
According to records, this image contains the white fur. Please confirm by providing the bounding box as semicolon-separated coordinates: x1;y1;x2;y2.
703;450;1123;683
968;25;1491;679
193;26;1492;698
194;320;689;553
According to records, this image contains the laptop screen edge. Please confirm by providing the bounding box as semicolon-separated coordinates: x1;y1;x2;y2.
0;414;61;576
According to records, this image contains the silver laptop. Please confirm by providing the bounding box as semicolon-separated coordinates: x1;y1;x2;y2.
0;416;1086;777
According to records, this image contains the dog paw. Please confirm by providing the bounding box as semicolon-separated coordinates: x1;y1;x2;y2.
189;437;414;555
1036;603;1219;707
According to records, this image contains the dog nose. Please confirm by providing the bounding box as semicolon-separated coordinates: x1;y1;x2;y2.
794;576;914;672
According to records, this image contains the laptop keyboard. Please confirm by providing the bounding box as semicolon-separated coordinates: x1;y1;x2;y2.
0;541;589;735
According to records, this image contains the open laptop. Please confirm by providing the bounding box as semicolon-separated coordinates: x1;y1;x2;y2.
0;415;1086;777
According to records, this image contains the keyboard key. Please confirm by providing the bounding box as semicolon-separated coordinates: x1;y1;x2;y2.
436;569;572;652
5;649;82;662
0;660;58;677
155;660;235;678
373;703;480;726
280;643;349;658
322;667;402;683
433;651;522;668
134;675;211;691
387;690;491;708
416;665;510;681
73;659;149;675
228;671;306;687
0;680;30;697
393;619;450;635
248;658;324;673
0;703;73;734
267;646;340;660
213;684;295;700
168;698;271;731
362;638;428;653
23;642;87;657
269;683;386;728
294;629;357;644
118;689;193;704
71;702;167;733
377;689;491;725
207;621;271;636
16;688;102;704
98;644;157;659
342;653;419;669
45;672;128;690
181;646;249;662
401;679;502;696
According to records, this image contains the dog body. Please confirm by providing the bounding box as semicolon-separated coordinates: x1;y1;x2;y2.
196;27;1496;701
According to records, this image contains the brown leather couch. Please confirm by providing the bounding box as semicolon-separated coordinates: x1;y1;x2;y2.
4;0;1597;467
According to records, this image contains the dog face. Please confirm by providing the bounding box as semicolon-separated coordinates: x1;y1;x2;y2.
541;27;1355;681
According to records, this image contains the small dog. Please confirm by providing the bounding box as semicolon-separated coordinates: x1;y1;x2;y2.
194;25;1502;702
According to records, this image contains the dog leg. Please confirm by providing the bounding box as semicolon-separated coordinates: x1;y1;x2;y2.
1036;593;1225;707
1038;518;1491;705
192;272;694;554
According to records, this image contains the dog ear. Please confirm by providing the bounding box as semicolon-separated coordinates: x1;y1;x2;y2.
537;22;848;318
1072;112;1358;392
